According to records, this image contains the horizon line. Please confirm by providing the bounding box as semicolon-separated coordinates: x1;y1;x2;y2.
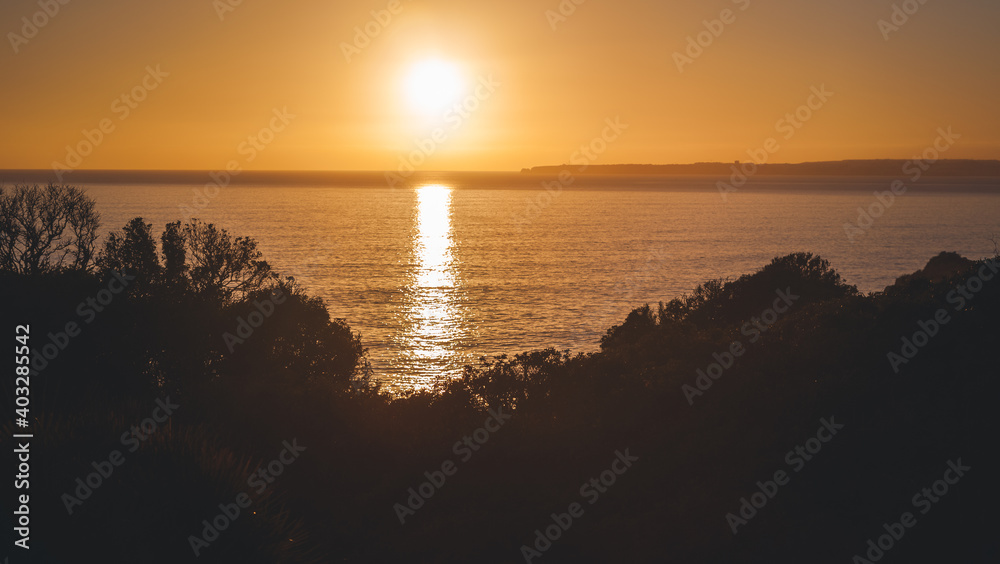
3;157;1000;176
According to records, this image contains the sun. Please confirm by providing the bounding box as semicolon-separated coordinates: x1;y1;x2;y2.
404;59;465;114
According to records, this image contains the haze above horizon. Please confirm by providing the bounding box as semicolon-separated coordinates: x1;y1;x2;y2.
2;0;998;172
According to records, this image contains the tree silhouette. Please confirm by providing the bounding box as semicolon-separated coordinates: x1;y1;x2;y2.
97;217;162;291
161;220;188;288
183;219;275;302
0;183;99;274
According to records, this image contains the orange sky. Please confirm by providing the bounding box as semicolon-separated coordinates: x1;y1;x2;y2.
1;0;998;172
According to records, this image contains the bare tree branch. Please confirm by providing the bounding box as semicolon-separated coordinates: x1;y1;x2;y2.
0;183;101;274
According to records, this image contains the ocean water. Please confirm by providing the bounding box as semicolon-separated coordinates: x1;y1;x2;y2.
75;173;1000;391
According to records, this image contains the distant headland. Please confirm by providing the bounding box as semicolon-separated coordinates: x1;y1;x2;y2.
520;159;1000;177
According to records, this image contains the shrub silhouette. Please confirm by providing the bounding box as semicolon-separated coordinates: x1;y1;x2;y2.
161;220;189;291
2;186;996;563
183;219;276;303
97;216;163;295
3;412;319;564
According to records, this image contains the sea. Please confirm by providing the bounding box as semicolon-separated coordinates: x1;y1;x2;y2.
57;172;1000;392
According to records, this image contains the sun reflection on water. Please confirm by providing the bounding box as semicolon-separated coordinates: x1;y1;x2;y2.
402;184;462;389
415;185;455;290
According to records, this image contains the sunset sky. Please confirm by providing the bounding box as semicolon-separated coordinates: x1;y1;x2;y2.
1;0;998;171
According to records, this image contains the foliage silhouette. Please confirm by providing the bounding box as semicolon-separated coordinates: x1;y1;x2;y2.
0;183;99;274
1;186;996;563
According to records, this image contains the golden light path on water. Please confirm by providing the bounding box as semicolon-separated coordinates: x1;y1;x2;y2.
402;184;461;390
